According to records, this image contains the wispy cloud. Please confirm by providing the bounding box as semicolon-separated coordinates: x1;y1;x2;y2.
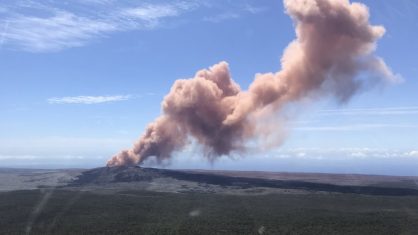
0;154;86;160
48;95;131;104
375;0;418;24
0;136;131;157
271;148;418;160
122;4;181;22
0;154;106;168
0;1;266;51
4;11;115;52
203;4;265;23
0;20;9;49
204;12;240;23
0;1;196;52
316;106;418;116
296;123;418;132
407;150;418;157
241;4;266;14
80;0;115;5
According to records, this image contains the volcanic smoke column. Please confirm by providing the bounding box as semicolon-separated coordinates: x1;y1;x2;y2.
107;0;399;167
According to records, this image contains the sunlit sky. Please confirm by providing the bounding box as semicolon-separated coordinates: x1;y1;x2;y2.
0;0;417;175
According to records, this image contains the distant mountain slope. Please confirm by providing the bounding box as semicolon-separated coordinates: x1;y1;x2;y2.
70;166;418;196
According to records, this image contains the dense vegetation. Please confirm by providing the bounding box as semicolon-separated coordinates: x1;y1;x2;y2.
1;189;418;235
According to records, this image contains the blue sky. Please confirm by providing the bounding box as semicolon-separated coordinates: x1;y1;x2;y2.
0;0;417;175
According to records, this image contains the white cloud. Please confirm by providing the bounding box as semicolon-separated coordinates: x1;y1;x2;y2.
295;123;418;132
0;154;86;160
0;154;107;168
0;137;131;159
80;0;115;5
350;151;367;158
204;12;240;23
203;4;265;23
242;4;266;14
0;155;38;160
317;106;418;116
123;4;181;21
0;21;9;49
271;148;418;160
48;95;131;104
0;2;195;52
407;150;418;157
4;11;115;52
0;1;266;51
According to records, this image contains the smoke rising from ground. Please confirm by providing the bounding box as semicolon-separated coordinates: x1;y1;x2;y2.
107;0;398;167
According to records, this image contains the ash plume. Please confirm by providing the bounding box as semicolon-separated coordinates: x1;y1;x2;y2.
107;0;398;167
